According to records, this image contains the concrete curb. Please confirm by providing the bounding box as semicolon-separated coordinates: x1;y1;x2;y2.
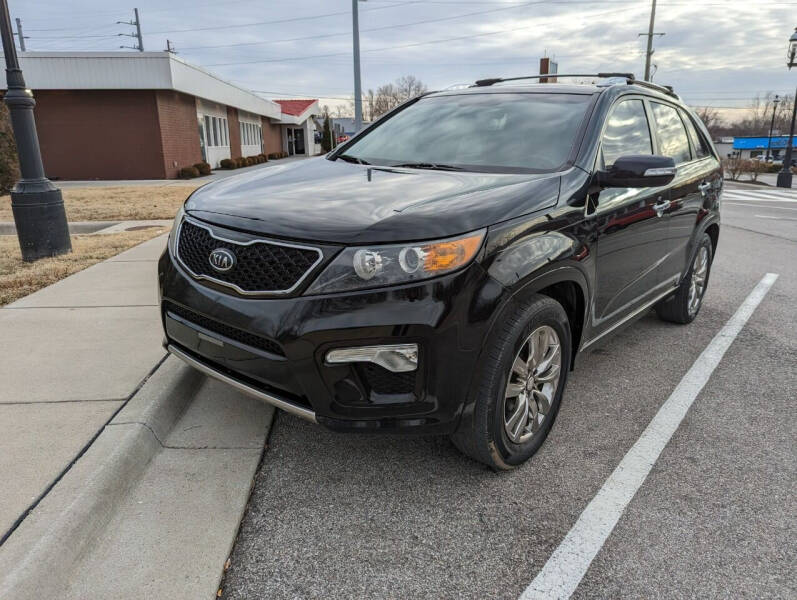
0;357;205;600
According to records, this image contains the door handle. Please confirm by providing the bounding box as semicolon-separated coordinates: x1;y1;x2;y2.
652;199;671;216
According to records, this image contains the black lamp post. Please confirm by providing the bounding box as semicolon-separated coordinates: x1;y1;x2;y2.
776;27;797;188
766;95;779;161
1;0;71;260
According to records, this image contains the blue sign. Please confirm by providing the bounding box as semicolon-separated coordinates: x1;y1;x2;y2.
733;136;797;149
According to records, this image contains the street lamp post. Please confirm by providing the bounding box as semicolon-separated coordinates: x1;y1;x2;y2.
0;0;70;260
776;27;797;188
766;95;779;161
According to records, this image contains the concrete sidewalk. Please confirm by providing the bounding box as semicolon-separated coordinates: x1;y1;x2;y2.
0;234;169;538
0;233;274;599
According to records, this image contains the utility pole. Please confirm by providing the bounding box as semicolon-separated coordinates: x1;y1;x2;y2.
766;95;780;160
640;0;664;81
118;8;144;52
0;0;71;260
14;17;25;51
352;0;363;132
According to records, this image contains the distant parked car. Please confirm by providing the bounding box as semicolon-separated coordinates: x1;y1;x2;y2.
337;135;350;143
160;74;721;469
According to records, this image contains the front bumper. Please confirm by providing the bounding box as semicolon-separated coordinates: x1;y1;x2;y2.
159;247;506;434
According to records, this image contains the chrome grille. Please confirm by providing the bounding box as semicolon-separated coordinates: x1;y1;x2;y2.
176;219;322;295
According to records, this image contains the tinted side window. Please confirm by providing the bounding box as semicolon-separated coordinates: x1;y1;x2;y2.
651;102;691;164
601;99;652;167
681;110;711;159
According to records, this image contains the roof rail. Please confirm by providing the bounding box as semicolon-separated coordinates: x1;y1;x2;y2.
472;72;678;98
626;78;679;98
473;73;635;86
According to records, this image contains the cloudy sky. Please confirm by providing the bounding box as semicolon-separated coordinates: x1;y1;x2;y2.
7;0;797;118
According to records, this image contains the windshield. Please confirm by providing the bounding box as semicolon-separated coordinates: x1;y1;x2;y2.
335;92;593;173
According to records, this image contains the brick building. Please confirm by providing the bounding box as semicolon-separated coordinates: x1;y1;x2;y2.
1;52;321;180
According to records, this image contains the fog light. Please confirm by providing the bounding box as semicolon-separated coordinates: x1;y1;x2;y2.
325;344;418;372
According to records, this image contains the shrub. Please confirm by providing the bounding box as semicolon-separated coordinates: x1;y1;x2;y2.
178;166;200;179
258;153;268;162
267;152;280;160
219;158;235;169
235;157;246;168
246;156;255;166
194;161;211;175
0;103;19;194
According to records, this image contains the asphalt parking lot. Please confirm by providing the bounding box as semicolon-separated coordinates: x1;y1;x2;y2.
221;183;796;600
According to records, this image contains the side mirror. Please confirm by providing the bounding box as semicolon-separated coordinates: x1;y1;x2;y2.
599;155;676;188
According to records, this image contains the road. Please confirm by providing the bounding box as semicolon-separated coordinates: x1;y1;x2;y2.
221;182;796;600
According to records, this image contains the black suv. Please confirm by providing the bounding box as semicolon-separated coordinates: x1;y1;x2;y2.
159;74;721;469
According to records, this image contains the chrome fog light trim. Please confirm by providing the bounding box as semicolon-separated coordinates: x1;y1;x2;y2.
325;344;418;372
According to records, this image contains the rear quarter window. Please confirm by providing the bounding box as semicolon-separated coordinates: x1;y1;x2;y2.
680;110;712;159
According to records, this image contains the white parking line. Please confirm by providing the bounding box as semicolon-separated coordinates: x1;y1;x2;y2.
519;273;780;600
755;215;797;221
723;192;797;204
725;201;797;211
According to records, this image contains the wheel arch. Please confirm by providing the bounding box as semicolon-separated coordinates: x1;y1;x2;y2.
488;265;590;371
705;221;720;256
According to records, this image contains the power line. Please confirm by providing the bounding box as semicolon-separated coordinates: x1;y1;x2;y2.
203;6;634;67
146;1;421;35
177;0;572;52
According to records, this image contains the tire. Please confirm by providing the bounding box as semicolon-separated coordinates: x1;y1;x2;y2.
655;233;713;324
451;294;571;470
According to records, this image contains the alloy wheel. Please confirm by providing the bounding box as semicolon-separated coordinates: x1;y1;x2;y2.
502;325;561;444
688;245;709;316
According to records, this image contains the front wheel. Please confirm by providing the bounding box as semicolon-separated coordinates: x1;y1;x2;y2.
656;233;713;324
451;295;571;470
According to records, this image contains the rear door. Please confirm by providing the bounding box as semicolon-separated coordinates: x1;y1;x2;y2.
664;107;722;282
648;101;703;286
590;97;671;331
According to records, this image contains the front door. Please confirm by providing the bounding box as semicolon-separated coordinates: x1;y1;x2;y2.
590;98;671;332
294;128;305;155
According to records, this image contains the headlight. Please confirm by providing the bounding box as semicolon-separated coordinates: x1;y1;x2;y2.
168;205;185;256
305;229;485;295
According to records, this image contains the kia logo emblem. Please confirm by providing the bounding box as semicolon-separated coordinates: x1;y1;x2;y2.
209;248;235;272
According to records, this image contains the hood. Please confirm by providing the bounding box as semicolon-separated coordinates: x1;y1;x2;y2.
185;157;561;245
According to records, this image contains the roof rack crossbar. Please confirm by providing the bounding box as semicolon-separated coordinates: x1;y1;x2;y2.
472;72;678;99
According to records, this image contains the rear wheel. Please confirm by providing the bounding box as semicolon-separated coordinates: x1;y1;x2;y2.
656;233;713;324
451;295;571;470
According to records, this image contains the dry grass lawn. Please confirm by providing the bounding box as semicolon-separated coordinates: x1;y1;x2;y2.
0;228;167;306
0;184;200;222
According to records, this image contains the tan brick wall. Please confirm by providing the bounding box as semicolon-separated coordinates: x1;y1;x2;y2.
263;121;282;155
32;89;166;180
156;90;202;178
227;107;242;159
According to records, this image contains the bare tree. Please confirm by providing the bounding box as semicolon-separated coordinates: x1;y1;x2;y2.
694;106;722;139
734;92;795;136
350;75;429;121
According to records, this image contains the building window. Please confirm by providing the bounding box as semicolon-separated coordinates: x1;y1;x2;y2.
204;115;212;147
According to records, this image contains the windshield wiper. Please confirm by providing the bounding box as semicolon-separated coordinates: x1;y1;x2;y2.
336;154;370;165
392;162;465;171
